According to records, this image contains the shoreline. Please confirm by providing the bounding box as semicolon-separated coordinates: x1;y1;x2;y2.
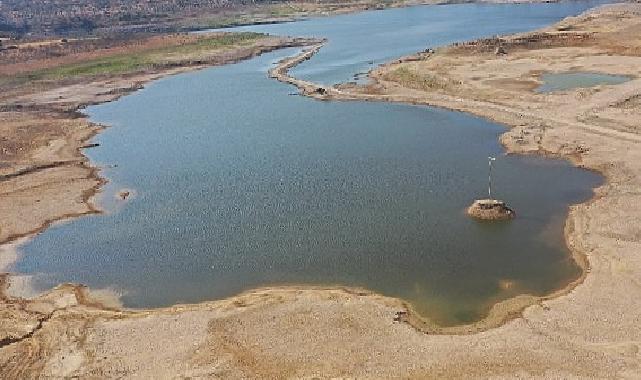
269;44;600;335
268;2;641;337
0;35;321;291
0;3;611;327
2;3;641;377
2;39;589;335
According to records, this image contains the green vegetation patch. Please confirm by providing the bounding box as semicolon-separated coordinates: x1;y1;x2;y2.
1;32;264;87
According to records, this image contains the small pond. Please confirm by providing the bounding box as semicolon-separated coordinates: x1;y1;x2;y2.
537;72;631;93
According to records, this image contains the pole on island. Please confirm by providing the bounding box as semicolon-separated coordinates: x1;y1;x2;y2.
488;156;496;199
467;155;514;220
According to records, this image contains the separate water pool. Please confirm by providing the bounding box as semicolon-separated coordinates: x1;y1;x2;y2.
537;71;631;93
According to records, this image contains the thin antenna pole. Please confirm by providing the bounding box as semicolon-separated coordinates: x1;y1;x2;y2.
488;156;496;199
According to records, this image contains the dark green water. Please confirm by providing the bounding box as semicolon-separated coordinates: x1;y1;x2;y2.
14;3;605;325
537;72;631;93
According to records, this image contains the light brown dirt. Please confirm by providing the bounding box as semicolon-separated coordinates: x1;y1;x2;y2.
2;4;641;378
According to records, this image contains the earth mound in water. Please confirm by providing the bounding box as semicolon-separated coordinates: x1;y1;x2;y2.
467;199;515;221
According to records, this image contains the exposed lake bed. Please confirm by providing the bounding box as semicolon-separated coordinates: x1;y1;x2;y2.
2;2;641;378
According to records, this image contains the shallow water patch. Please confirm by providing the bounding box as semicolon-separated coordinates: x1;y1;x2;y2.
536;72;631;93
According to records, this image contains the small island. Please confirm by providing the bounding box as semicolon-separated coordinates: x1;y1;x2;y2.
467;199;515;221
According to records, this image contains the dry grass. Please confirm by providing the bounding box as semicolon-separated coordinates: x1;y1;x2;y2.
383;66;457;91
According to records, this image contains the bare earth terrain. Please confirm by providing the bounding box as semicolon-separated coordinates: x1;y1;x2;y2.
2;3;641;378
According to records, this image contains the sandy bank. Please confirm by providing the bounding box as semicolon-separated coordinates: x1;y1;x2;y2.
2;3;641;378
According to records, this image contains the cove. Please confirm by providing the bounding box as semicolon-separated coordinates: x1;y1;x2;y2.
14;2;605;326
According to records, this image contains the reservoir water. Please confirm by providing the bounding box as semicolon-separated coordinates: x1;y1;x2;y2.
15;2;605;325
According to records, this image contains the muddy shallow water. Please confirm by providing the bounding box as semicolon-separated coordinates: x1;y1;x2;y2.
15;2;605;325
537;71;631;93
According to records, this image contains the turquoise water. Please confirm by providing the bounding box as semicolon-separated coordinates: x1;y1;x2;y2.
537;72;631;93
15;3;605;325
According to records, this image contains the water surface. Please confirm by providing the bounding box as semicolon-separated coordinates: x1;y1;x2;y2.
15;3;605;325
237;1;610;84
537;71;631;93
